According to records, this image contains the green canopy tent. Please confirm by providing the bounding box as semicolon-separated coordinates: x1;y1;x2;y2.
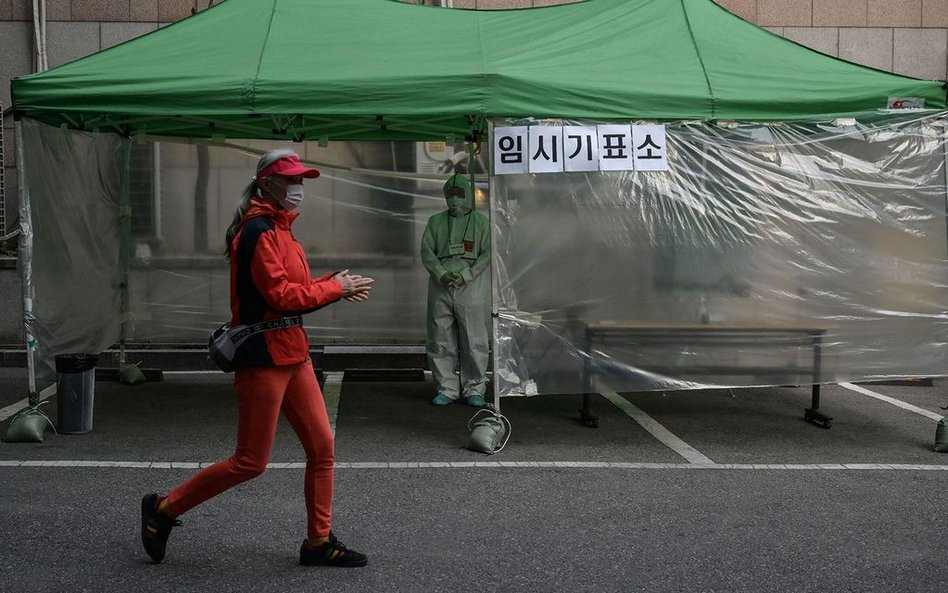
8;0;948;415
11;0;946;140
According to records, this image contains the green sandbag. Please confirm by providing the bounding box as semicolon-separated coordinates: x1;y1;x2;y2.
465;407;511;455
118;362;146;385
935;417;948;453
3;407;53;443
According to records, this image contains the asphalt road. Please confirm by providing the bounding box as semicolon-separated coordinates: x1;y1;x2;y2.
1;368;946;593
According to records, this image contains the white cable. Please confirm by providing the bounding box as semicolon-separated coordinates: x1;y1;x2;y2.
39;0;47;71
31;0;42;72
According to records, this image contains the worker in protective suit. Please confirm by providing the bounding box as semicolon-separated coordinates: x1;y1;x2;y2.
421;173;491;407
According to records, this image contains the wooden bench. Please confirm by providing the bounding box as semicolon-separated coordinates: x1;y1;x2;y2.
581;321;831;429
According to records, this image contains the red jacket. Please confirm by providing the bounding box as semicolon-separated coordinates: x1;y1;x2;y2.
229;198;343;368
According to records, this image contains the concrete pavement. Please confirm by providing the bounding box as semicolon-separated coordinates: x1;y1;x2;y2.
1;367;946;592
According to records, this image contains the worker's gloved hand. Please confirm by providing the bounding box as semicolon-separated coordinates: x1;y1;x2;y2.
449;273;465;288
439;272;455;288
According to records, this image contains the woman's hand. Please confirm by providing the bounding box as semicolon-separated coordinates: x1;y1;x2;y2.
334;270;374;302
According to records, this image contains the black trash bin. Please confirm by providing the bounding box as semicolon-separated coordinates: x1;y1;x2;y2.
55;353;98;434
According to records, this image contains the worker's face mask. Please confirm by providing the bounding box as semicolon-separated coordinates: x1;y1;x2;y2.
446;196;466;217
279;184;305;212
445;188;467;217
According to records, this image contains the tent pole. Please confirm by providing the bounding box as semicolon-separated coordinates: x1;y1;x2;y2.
485;121;501;413
942;116;948;334
118;138;132;366
15;121;38;401
943;115;948;265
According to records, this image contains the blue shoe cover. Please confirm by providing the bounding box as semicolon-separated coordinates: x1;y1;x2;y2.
464;395;486;408
432;393;455;406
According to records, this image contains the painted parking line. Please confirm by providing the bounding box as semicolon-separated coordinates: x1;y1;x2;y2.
0;383;57;423
597;386;715;465
840;382;944;422
0;460;947;471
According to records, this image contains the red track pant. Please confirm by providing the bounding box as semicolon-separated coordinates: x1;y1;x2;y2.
164;359;334;538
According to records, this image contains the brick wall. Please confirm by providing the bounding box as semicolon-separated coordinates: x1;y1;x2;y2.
723;0;948;79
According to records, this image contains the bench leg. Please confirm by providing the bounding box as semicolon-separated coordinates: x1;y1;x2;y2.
803;336;831;429
580;393;599;428
804;384;832;429
579;357;599;428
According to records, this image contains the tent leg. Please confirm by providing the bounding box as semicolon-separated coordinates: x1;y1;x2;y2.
484;127;502;414
15;121;38;401
112;138;147;385
118;138;131;366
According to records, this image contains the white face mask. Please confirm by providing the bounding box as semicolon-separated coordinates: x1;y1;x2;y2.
279;184;305;211
446;196;466;217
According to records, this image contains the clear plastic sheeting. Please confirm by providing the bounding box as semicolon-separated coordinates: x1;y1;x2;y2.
21;120;123;381
20;120;486;379
490;114;948;397
19;115;948;392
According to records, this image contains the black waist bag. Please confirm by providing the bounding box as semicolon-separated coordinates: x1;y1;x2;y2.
208;316;303;372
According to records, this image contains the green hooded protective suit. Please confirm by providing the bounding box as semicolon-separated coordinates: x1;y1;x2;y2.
420;173;491;401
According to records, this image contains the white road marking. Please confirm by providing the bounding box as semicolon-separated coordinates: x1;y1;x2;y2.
0;383;58;422
840;382;944;422
597;386;715;465
322;372;345;433
0;460;946;471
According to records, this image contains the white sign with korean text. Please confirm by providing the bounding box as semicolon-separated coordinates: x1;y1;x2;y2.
597;125;635;171
528;126;564;173
493;126;529;175
632;124;668;171
563;126;599;172
492;124;668;175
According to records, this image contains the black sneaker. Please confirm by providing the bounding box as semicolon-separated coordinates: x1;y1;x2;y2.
140;493;181;563
299;532;368;567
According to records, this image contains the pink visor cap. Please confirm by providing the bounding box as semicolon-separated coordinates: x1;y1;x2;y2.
257;155;320;179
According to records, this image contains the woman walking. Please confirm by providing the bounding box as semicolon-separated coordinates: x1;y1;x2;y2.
140;149;373;567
